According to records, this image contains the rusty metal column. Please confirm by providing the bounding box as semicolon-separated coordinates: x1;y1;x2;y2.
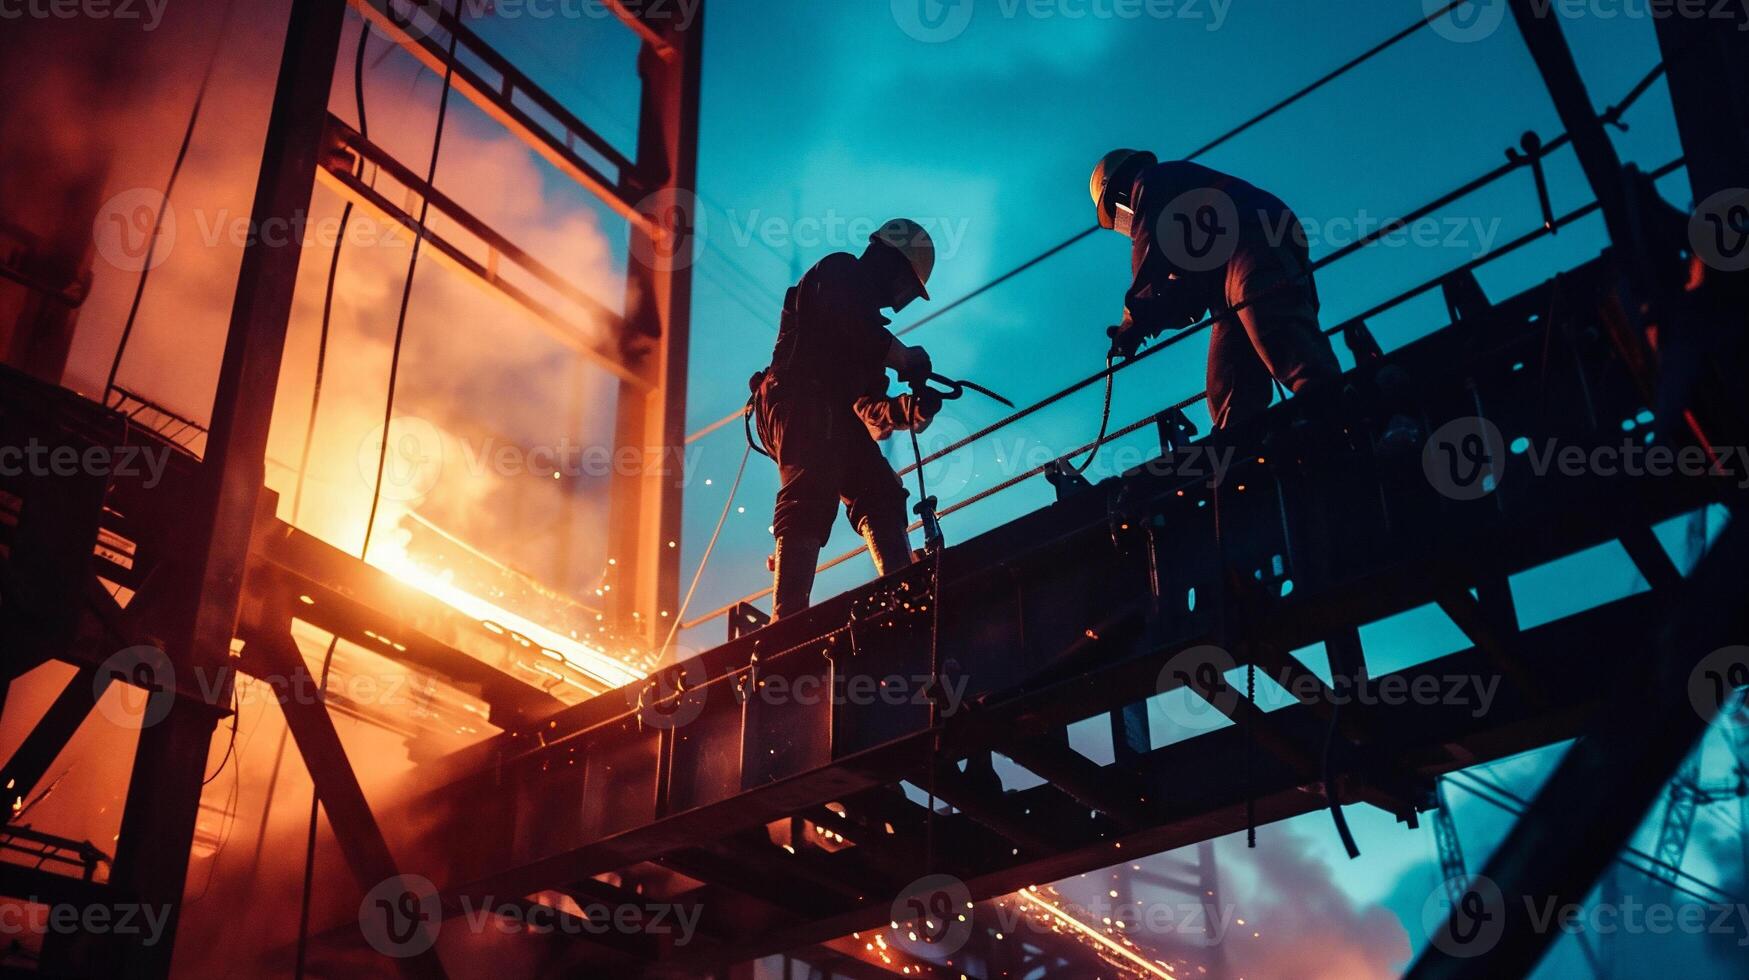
610;2;704;650
106;2;348;977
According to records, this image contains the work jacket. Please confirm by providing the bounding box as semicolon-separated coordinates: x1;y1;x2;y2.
1123;161;1305;341
761;252;914;441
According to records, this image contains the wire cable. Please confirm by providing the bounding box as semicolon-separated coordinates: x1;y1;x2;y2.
685;1;1473;445
104;0;240;396
359;18;461;560
681;149;1687;630
658;440;753;660
292;17;373;525
296;11;460;978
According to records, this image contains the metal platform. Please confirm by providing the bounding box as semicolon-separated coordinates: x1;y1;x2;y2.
310;253;1736;976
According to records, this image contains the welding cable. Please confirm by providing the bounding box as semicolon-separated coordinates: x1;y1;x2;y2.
1069;360;1116;476
1246;661;1256;849
742;394;773;460
297;14;462;979
359;16;462;560
292;17;374;525
658;439;753;660
904;396;947;877
1322;697;1362;860
103;0;240;398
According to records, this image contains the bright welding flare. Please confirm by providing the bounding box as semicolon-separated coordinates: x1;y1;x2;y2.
368;531;645;689
1014;888;1177;979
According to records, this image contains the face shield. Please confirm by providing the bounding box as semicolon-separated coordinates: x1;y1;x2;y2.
1111;199;1138;238
888;275;923;313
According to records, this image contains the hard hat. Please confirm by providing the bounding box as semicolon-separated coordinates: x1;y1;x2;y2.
1090;149;1157;231
870;218;935;301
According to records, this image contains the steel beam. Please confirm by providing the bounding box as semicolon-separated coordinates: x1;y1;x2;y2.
347;256;1740;975
347;0;651;228
608;3;702;641
105;5;350;978
250;620;449;980
316;116;645;387
1508;0;1632;247
1653;5;1749;204
0;665;107;819
1408;520;1748;978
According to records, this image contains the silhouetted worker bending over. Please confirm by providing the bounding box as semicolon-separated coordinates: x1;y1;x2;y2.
1092;150;1341;429
754;219;943;620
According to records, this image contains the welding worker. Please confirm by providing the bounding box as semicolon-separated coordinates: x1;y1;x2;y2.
754;219;943;620
1092;150;1341;429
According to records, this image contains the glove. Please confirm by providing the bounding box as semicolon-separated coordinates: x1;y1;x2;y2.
895;345;933;386
895;389;943;432
1107;322;1144;360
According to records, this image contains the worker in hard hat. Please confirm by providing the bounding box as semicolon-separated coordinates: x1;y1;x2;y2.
1091;150;1341;429
753;218;943;620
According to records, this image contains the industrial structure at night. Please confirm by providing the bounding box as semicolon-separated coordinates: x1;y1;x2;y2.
0;0;1744;977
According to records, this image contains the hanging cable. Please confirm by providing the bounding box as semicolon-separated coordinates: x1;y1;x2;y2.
295;11;460;978
104;0;240;397
1246;660;1257;849
1070;361;1116;475
292;18;373;525
658;438;753;660
903;396;947;877
359;18;461;560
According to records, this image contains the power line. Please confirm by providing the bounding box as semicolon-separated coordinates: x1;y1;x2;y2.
684;0;1476;444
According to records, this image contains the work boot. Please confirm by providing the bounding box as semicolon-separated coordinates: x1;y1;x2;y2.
772;535;822;621
859;517;915;577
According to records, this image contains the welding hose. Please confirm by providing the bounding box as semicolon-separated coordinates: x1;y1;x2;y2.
1071;357;1117;476
904;395;947;877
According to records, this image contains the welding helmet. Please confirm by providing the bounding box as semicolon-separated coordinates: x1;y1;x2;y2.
1091;149;1157;236
870;218;935;312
